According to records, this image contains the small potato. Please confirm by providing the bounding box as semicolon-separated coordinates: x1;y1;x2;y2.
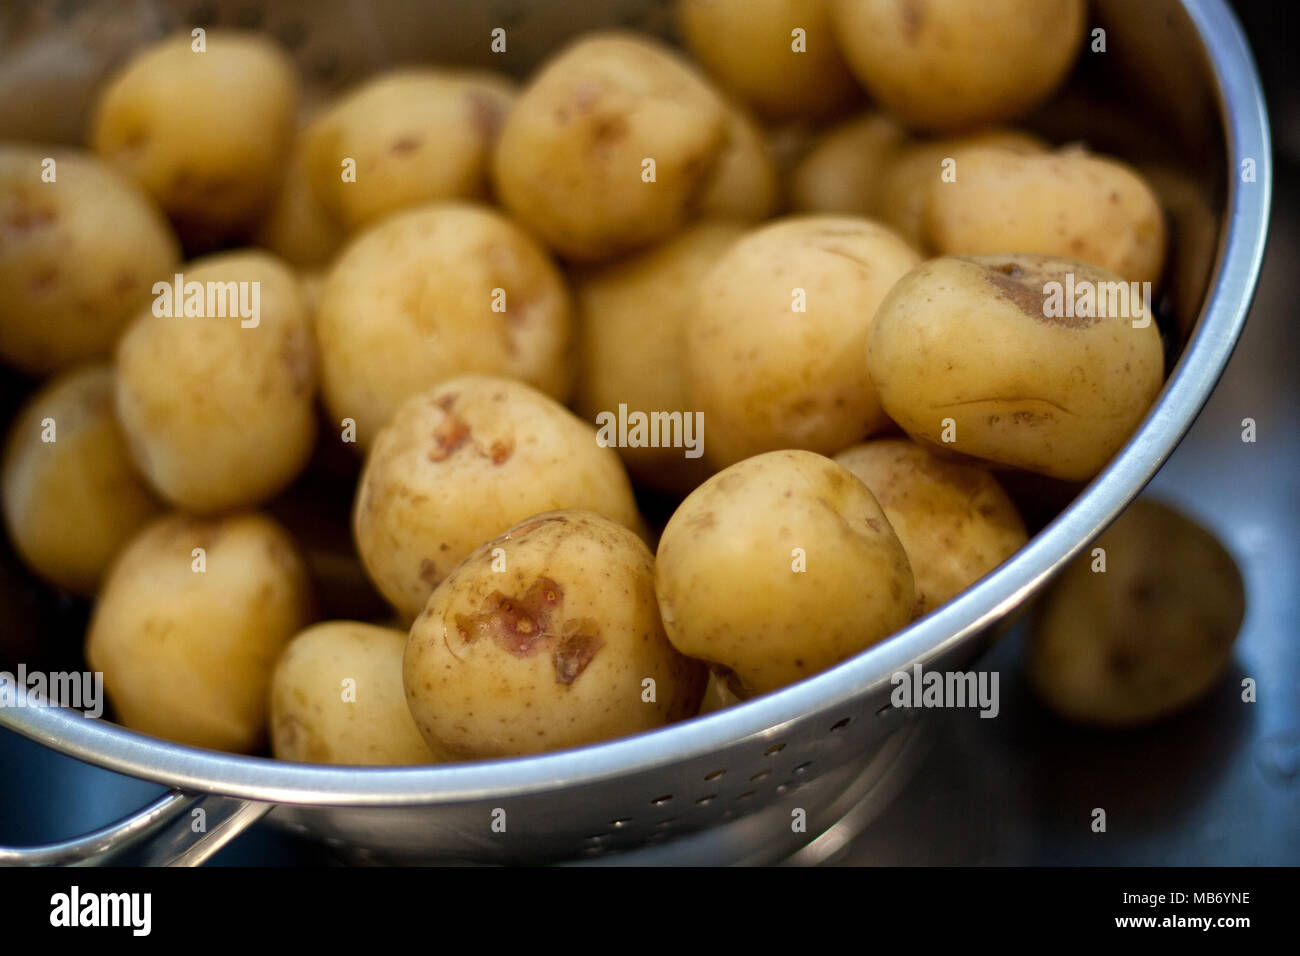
301;69;516;233
676;0;861;120
355;376;641;622
831;0;1085;132
270;621;439;765
114;250;318;512
927;146;1168;285
315;203;574;449
656;450;915;696
1028;499;1244;727
574;221;744;493
405;510;706;758
696;101;780;222
2;365;161;595
86;512;314;752
90;30;298;236
867;254;1165;480
251;137;346;269
834;439;1026;614
685;215;920;468
789;112;909;218
492;32;728;262
0;145;179;374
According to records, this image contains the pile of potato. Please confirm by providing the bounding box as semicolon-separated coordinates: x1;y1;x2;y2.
1;0;1193;764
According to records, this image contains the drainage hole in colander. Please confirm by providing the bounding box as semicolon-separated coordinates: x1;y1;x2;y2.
763;743;786;756
703;769;726;781
695;794;718;805
775;784;790;795
793;761;812;774
830;717;852;731
583;834;607;845
737;790;756;800
876;703;893;718
650;794;674;806
610;818;633;828
655;818;676;828
749;769;771;782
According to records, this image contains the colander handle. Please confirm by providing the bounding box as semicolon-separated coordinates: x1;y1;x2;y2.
0;790;270;866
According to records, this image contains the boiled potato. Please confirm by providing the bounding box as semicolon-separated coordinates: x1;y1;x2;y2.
86;512;314;752
2;365;161;595
90;30;298;236
685;215;920;468
492;32;728;262
0;145;179;374
676;0;861;120
114;249;317;512
270;621;439;765
830;0;1085;132
405;509;706;757
867;254;1165;480
835;438;1026;614
656;450;915;696
696;101;780;222
301;69;516;233
789;112;909;217
574;220;744;493
1028;499;1244;727
251;136;346;269
355;376;641;622
315;202;574;449
927;145;1168;285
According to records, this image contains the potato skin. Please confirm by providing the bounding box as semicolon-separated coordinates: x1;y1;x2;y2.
834;439;1026;614
90;30;298;235
830;0;1085;132
354;376;641;622
251;136;346;269
867;254;1165;480
86;512;314;753
685;215;920;468
270;621;439;765
114;249;317;512
0;145;180;374
492;32;728;262
2;365;161;595
789;112;909;218
405;510;706;758
926;146;1168;285
696;101;780;223
315;202;574;449
1028;500;1244;727
655;450;915;696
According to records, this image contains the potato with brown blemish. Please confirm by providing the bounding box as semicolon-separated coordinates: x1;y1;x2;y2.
1028;499;1244;727
301;69;516;233
655;450;915;696
866;254;1165;480
86;512;314;753
90;30;298;237
834;438;1026;614
315;203;574;450
354;376;641;622
270;621;441;765
2;365;161;596
685;215;920;468
0;145;180;374
492;32;729;262
405;510;705;758
696;101;780;223
830;0;1085;132
789;112;909;218
114;250;318;513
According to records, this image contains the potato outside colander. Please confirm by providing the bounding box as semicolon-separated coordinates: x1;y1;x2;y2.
0;0;1271;865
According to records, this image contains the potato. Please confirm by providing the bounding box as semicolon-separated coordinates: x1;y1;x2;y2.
830;0;1085;132
834;438;1026;614
676;0;861;120
0;145;179;374
685;215;920;468
926;146;1168;285
1028;499;1244;727
301;69;516;233
2;365;161;595
405;510;706;757
696;101;779;222
789;112;909;217
355;376;641;622
866;254;1165;480
86;512;314;752
656;450;914;696
315;203;574;449
876;129;1046;248
270;621;439;765
90;30;298;236
114;249;318;512
251;137;346;269
574;221;744;493
492;32;728;262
